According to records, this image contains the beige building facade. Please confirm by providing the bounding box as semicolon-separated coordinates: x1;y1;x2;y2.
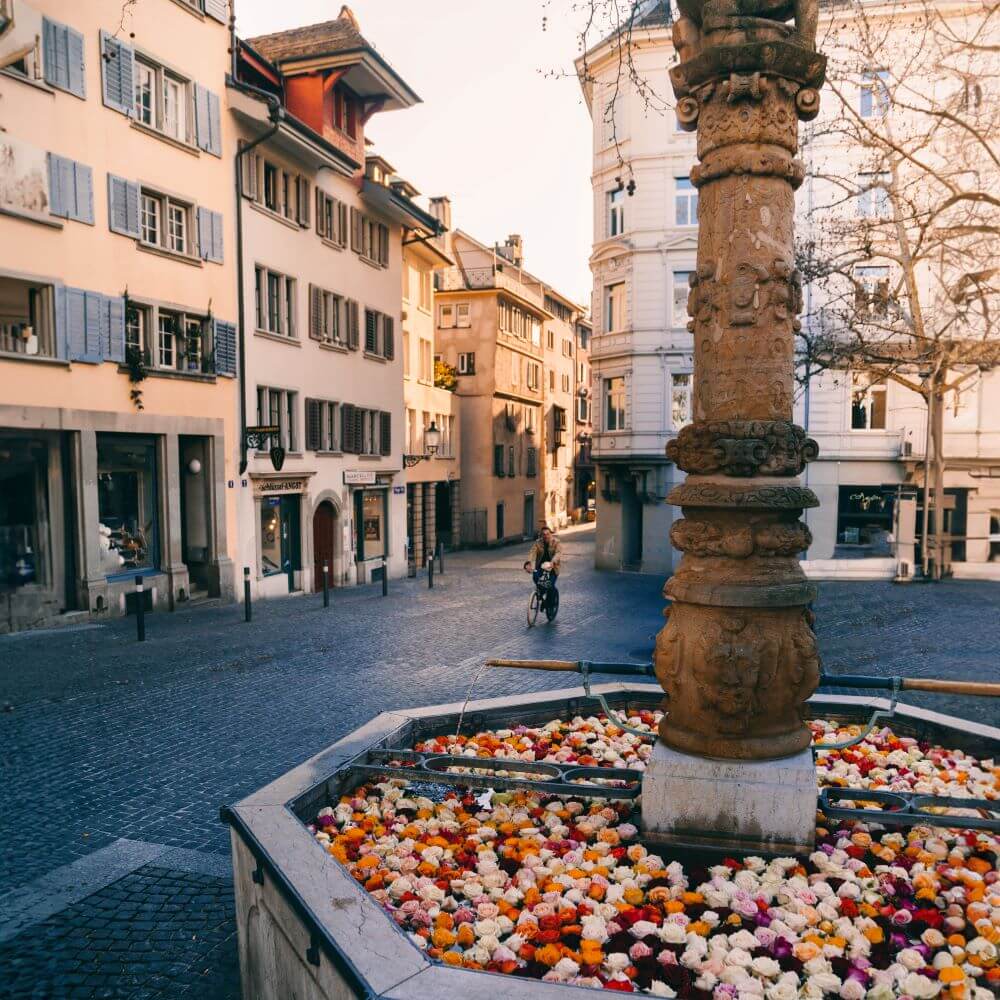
401;194;460;569
0;0;238;632
232;13;429;597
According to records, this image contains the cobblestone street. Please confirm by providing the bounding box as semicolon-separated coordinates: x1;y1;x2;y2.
1;527;998;999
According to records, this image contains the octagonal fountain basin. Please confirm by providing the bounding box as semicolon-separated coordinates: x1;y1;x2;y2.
221;683;1000;1000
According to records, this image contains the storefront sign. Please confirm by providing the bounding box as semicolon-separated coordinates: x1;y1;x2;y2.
251;474;312;496
344;470;377;486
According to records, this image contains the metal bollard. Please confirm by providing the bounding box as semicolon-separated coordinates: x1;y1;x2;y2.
322;563;329;607
427;554;434;589
135;575;145;642
437;540;444;574
243;566;252;623
381;555;388;596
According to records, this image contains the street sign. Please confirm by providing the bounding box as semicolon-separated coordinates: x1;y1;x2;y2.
344;470;377;485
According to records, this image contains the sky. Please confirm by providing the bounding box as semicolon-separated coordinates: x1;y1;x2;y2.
235;0;596;305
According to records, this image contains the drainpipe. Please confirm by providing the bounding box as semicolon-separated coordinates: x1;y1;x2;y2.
230;67;283;473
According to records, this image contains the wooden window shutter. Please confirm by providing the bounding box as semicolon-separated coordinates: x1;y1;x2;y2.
43;18;86;98
347;300;359;350
107;174;140;238
99;31;134;116
308;285;323;341
296;176;310;227
378;223;389;267
194;85;222;157
364;310;378;353
380;411;391;456
73;162;94;224
382;316;394;360
241;148;258;200
350;207;362;253
337;202;348;246
212;319;237;375
494;444;505;477
105;296;126;363
203;0;228;23
305;399;322;451
341;404;356;453
315;189;326;237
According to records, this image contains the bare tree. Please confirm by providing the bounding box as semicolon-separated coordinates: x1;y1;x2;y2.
796;0;1000;578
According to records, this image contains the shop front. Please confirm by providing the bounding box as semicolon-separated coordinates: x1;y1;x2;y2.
250;473;313;597
345;469;401;584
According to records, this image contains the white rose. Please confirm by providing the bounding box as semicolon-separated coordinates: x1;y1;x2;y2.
865;983;895;1000
605;952;631;973
901;973;941;999
553;957;580;980
730;930;759;952
751;957;782;979
581;916;609;943
727;948;754;968
897;948;926;971
766;982;799;1000
659;923;688;944
806;972;842;995
649;983;679;998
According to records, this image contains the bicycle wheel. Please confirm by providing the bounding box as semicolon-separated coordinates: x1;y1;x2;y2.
527;590;539;627
545;588;560;622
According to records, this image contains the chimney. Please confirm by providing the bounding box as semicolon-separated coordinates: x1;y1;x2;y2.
429;196;452;232
338;5;360;29
501;234;523;268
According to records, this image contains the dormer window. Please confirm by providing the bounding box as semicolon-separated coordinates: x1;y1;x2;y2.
332;84;357;139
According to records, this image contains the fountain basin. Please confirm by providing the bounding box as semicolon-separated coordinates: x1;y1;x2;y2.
221;683;999;1000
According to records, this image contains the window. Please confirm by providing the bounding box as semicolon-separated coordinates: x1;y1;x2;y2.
456;302;471;327
988;511;1000;562
458;351;476;375
157;313;175;368
673;271;693;325
859;173;890;218
494;444;505;477
855;265;892;317
527;362;540;390
577;396;590;423
671;373;692;428
850;372;887;430
562;373;571;393
511;352;520;387
527;447;538;478
554;406;567;446
419;338;433;382
562;339;573;357
508;446;516;478
608;185;625;237
546;329;555;350
361;310;393;359
133;55;191;143
837;486;893;550
860;70;889;118
675;177;698;226
439;303;454;328
97;435;159;575
577;326;590;350
332;84;357;139
605;376;627;431
263;162;279;212
419;271;432;311
356;490;386;560
125;305;144;356
139;188;193;256
605;282;625;333
525;406;537;434
352;211;389;268
316;189;347;246
254;267;296;338
305;399;340;452
256;386;298;451
153;308;208;372
309;285;344;345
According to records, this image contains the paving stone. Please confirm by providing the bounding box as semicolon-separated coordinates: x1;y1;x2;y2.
0;529;996;997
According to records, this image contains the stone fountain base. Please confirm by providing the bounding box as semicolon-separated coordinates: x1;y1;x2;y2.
221;683;999;1000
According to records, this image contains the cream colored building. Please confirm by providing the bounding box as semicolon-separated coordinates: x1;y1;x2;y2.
0;0;238;631
231;11;428;597
434;226;587;544
578;0;1000;580
573;317;595;516
401;193;460;569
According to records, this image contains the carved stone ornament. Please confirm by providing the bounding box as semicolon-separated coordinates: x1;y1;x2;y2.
654;0;826;761
666;420;819;477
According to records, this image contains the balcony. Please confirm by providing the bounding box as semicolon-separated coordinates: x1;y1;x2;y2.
435;266;544;310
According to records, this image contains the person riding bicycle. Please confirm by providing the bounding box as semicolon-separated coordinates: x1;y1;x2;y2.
524;526;561;603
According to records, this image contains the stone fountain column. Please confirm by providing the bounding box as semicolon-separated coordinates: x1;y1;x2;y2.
644;0;827;853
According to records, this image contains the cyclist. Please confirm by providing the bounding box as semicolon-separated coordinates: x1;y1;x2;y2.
523;526;562;604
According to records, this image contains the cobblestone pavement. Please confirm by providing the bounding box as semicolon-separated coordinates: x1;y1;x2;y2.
1;527;998;998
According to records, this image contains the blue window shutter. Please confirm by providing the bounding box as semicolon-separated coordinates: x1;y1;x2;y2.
65;288;87;361
47;153;66;218
73;162;94;224
107;174;140;237
53;286;68;360
204;0;228;23
194;85;222;157
196;206;211;260
42;18;68;91
83;292;104;363
213;319;237;376
100;31;135;116
66;25;86;98
106;296;126;363
211;209;224;263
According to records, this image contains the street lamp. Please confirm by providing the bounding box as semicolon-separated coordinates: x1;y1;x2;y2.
403;421;441;468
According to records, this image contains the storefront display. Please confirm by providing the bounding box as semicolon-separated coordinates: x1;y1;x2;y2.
97;435;159;575
354;489;386;561
258;494;301;589
0;436;47;588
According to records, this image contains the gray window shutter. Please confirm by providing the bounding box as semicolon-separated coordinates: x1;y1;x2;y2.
47;153;67;218
240;149;257;200
100;31;135;116
43;19;86;97
305;399;321;450
380;411;391;456
106;296;126;363
347;300;359;350
64;287;87;361
195;85;222;157
350;207;362;252
73;162;94;224
204;0;228;23
296;177;310;227
52;286;68;360
108;175;140;237
213;319;237;376
83;291;104;363
382;316;394;360
211;210;223;263
338;202;348;246
308;285;322;341
315;190;327;237
197;207;211;260
66;24;85;97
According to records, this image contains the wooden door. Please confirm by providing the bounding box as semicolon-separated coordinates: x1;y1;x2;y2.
312;500;336;592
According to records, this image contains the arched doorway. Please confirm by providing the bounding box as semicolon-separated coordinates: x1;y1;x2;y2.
312;500;337;592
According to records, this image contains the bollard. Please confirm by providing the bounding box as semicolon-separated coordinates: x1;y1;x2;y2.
427;554;434;589
322;563;329;607
381;555;388;596
437;539;444;574
243;566;252;623
135;575;145;642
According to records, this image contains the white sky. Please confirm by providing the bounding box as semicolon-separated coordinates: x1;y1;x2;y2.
235;0;596;305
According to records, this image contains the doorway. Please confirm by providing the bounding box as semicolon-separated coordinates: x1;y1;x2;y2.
496;502;505;542
259;495;301;591
312;500;337;592
179;436;211;598
523;492;535;540
435;482;452;547
621;479;643;570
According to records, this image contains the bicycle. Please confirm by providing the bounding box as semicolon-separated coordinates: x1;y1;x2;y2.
526;561;559;626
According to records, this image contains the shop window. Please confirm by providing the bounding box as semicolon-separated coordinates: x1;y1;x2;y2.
836;487;893;552
259;499;282;576
851;372;887;430
355;490;386;561
989;511;1000;562
0;437;48;588
97;435;159;575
